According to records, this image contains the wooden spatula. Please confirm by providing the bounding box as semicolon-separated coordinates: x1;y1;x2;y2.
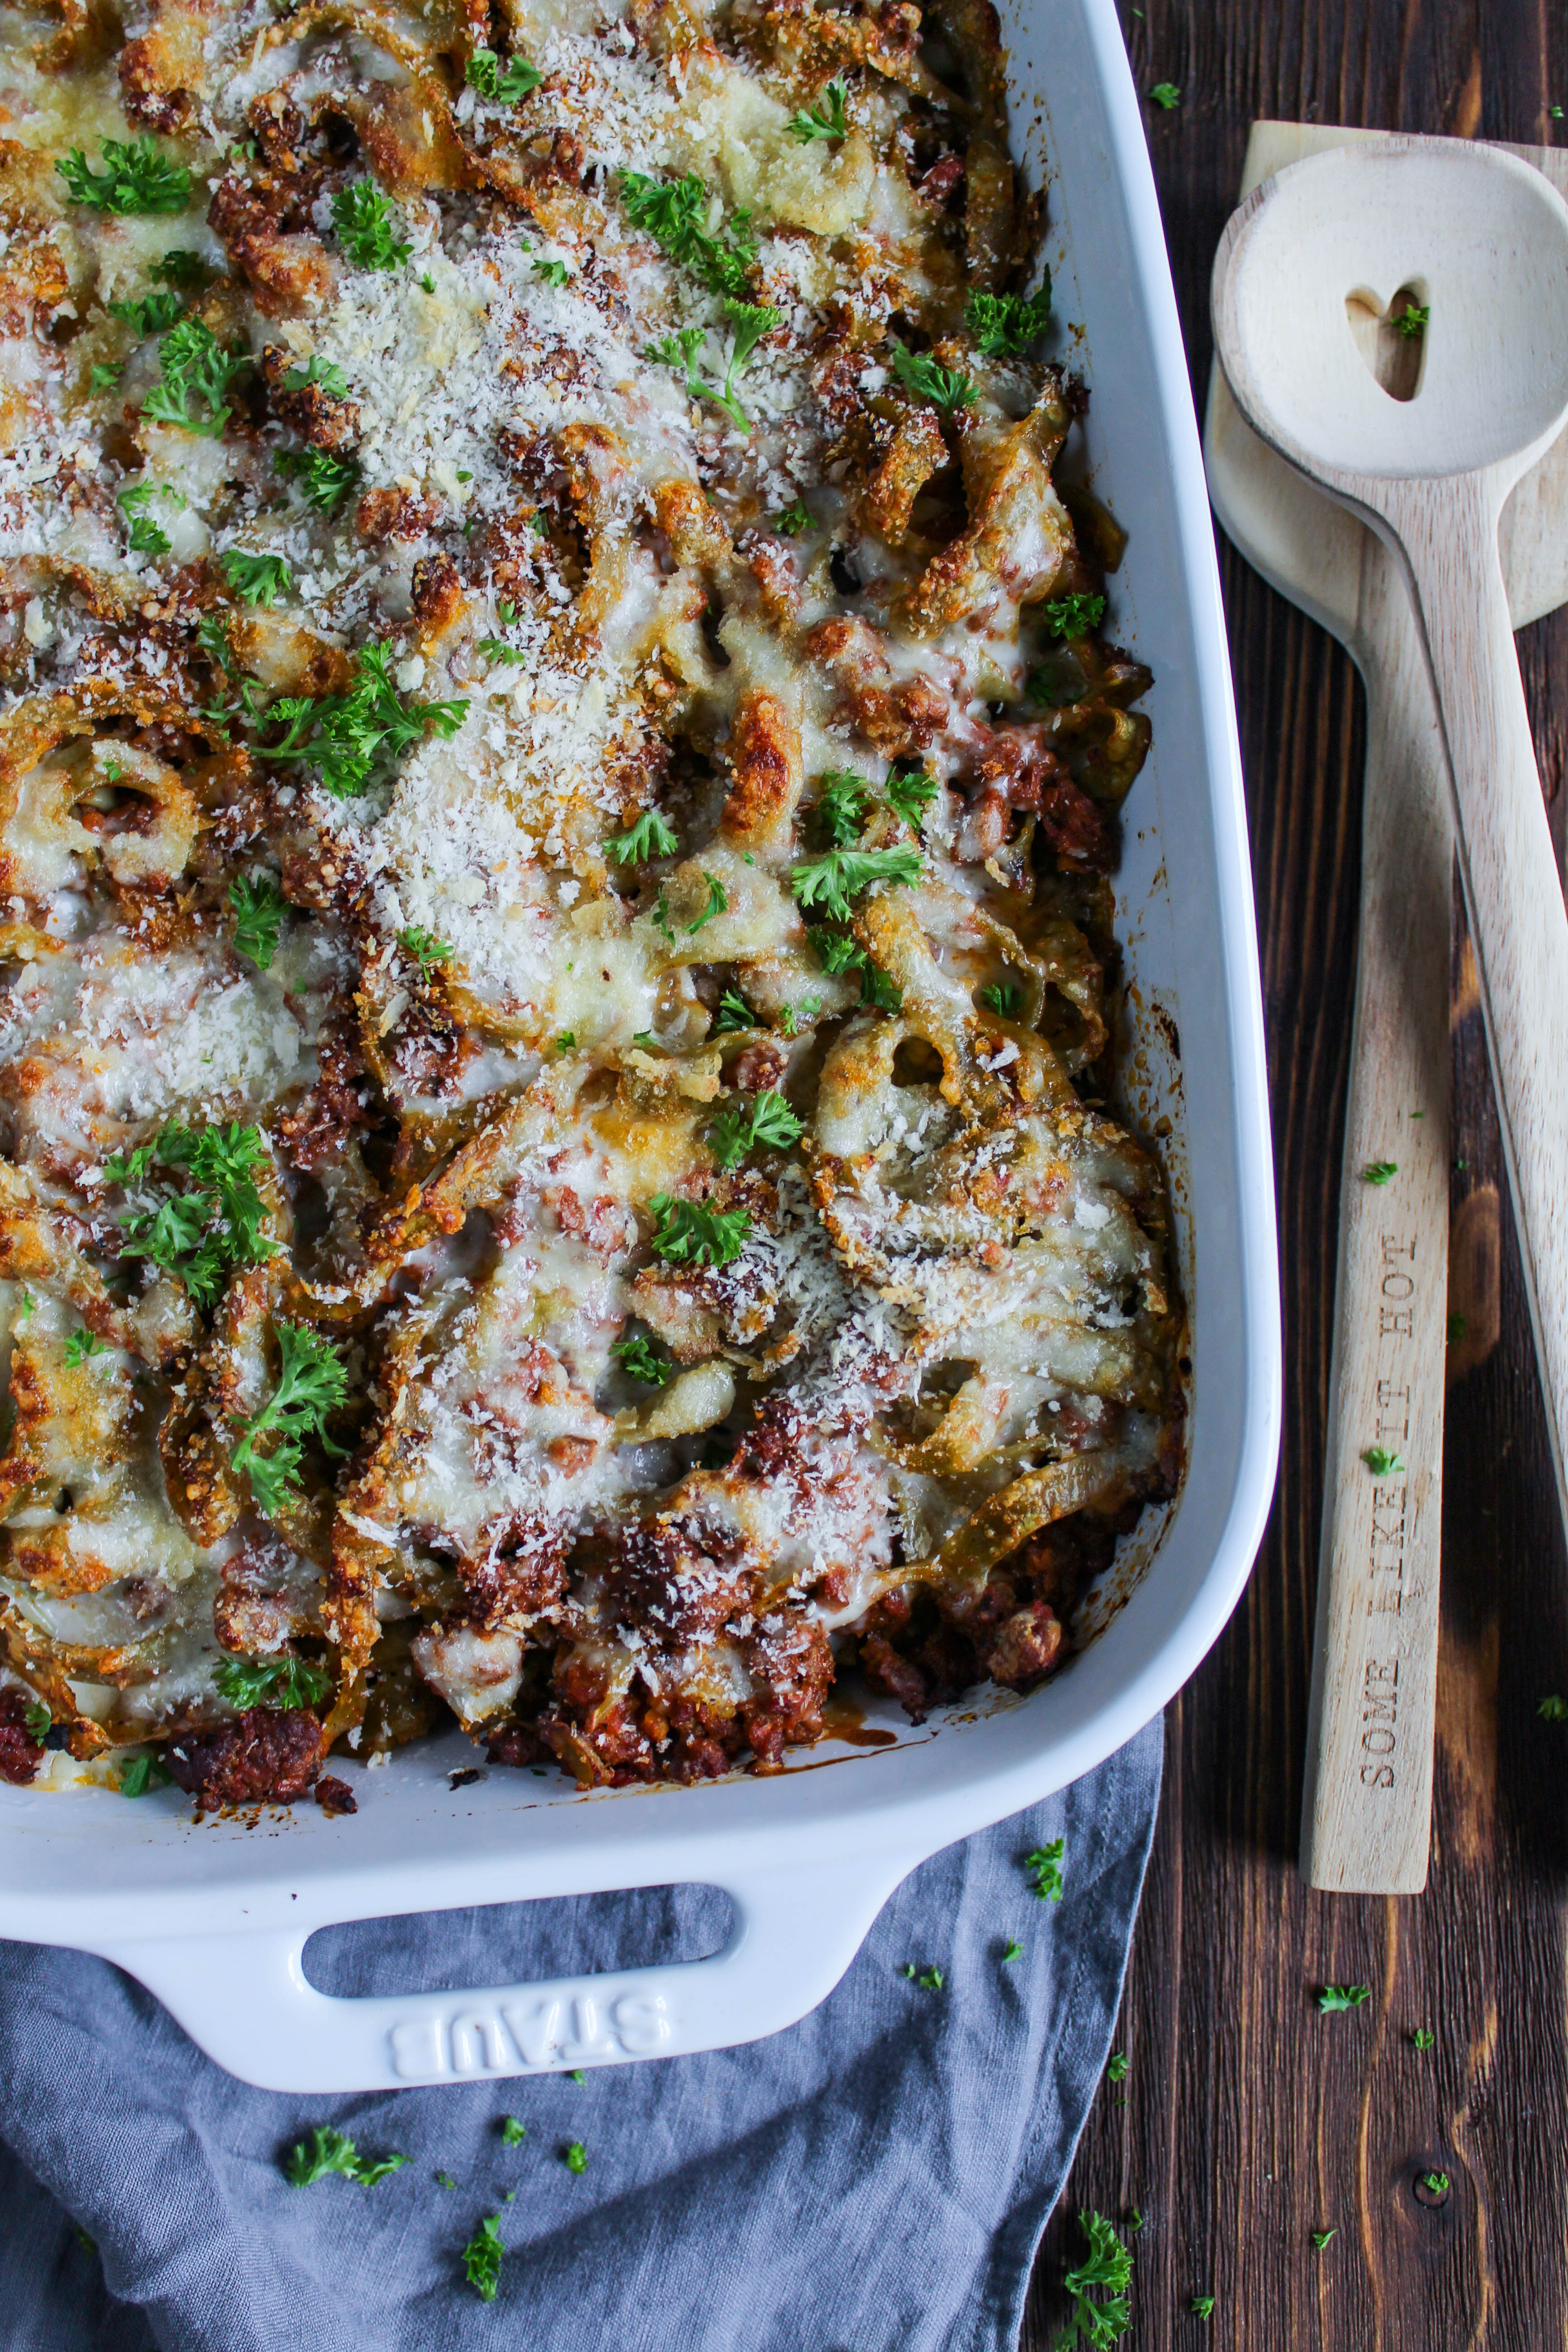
1205;125;1568;1895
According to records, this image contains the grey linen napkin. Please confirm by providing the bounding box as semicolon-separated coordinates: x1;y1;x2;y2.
0;1717;1160;2352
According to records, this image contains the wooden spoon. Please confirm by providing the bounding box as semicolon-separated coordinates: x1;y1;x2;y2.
1209;125;1568;1893
1213;134;1568;1831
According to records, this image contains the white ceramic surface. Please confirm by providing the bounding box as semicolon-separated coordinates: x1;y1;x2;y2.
0;0;1281;2093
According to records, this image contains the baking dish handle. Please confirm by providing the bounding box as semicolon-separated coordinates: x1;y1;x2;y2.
91;1849;921;2094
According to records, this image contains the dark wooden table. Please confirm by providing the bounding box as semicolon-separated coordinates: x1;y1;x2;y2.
1023;8;1568;2344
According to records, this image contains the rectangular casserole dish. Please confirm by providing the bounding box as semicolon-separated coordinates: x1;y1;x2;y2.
0;0;1279;2092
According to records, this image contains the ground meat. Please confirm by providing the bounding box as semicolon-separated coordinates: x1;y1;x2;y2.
314;1774;357;1816
260;343;361;451
411;553;465;635
982;1602;1064;1690
605;1521;746;1646
742;1612;834;1770
276;1016;372;1171
0;1687;43;1785
166;1707;322;1807
487;1717;549;1769
457;1532;568;1627
355;488;437;544
859;1631;931;1722
728;1039;789;1095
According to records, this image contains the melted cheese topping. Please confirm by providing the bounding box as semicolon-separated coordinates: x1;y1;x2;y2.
0;0;1177;1795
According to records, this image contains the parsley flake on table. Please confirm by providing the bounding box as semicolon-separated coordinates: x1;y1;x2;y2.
965;284;1053;355
63;1328;108;1368
213;1654;332;1711
331;180;411;270
1311;2229;1336;2250
462;2214;505;2301
647;1196;750;1267
1398;302;1430;340
466;47;542;101
1362;1160;1397;1185
230;1320;348;1516
229;875;286;970
568;2070;586;2085
708;1090;804;1169
284;2127;407;2187
1026;1839;1065;1901
901;1963;944;1991
1191;2295;1215;2320
500;2116;526;2146
1147;80;1181;108
1362;1446;1405;1476
119;1753;173;1798
787;78;848;142
1447;1311;1468;1343
1411;2027;1436;2050
890;340;975;412
1106;2053;1129;2082
1420;2171;1450;2195
1001;1940;1022;1963
57;136;191;215
1316;1984;1372;2013
564;2142;588;2174
1060;2210;1133;2346
1539;1695;1568;1721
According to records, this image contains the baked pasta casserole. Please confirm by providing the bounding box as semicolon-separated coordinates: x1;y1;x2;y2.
0;0;1180;1808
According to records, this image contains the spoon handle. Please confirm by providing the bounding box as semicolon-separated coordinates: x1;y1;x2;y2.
1384;470;1568;1533
1300;536;1451;1893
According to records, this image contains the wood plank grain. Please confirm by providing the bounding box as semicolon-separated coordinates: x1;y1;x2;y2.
1023;4;1568;2343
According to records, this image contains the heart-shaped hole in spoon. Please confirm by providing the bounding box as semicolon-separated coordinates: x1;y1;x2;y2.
1344;283;1429;402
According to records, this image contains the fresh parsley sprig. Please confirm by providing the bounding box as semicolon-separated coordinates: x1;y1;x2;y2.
1043;592;1106;640
787;79;848;142
979;981;1022;1016
890;341;975;412
965;284;1053;357
104;1121;276;1309
805;928;901;1012
885;764;938;826
117;482;172;559
141;318;250;439
1362;1446;1405;1477
401;926;453;976
1317;1984;1372;2013
621;172;758;298
275;448;360;514
214;1653;332;1711
648;299;781;431
647;1196;751;1267
606;810;678;866
814;769;870;846
331;181;411;271
708;1090;803;1168
108;287;185;338
283;354;349;400
255;644;468;799
151;249;209;290
120;1753;174;1797
57;137;191;216
790;845;922;922
230;1319;349;1516
711;988;755;1032
774;497;812;535
613;1332;673;1386
63;1328;109;1368
220;549;292;608
285;2127;407;2188
466;47;542;101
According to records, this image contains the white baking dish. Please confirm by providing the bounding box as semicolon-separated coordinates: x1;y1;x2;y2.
0;0;1279;2092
